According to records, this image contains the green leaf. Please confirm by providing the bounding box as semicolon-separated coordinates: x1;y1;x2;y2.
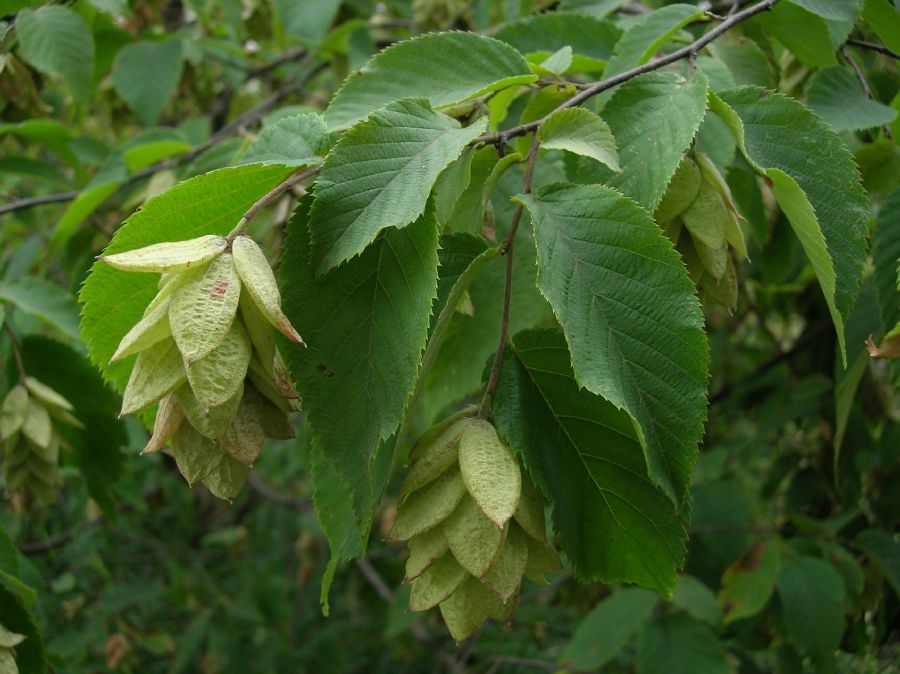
807;66;897;131
561;587;658;670
51;181;123;252
716;88;869;364
281;196;440;558
492;329;688;593
872;187;900;386
538;108;620;172
707;39;774;88
323;33;535;130
856;529;900;599
776;556;845;658
788;0;862;21
80;164;292;394
636;614;730;674
274;0;340;47
602;4;706;81
112;38;184;126
0;277;80;342
718;541;781;624
492;12;622;72
673;575;722;626
0;525;19;581
309;99;485;274
754;2;837;67
516;184;708;507
240;113;328;167
863;0;900;53
15;6;94;103
600;71;709;213
0;586;45;674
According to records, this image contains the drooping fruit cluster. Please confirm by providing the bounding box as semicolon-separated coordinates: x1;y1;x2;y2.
100;234;303;500
1;377;82;503
656;152;747;309
0;623;25;674
389;414;560;642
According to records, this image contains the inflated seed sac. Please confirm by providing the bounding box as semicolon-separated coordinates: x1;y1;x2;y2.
482;522;528;603
247;356;294;413
21;398;51;448
439;576;517;642
523;536;562;584
655;155;701;225
142;394;183;454
409;554;467;611
23;377;73;412
387;467;467;541
231;235;303;344
171;422;224;485
218;387;266;465
442;495;505;578
398;419;466;502
239;289;276;374
110;295;173;362
99;235;227;272
513;468;546;542
405;526;449;581
1;385;28;440
120;338;186;415
170;252;242;364
176;381;243;439
457;419;521;527
200;451;250;502
695;152;747;259
185;320;252;409
681;180;728;252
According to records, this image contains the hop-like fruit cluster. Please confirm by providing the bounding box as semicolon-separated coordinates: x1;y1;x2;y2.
389;414;560;642
100;234;303;500
1;377;82;503
656;152;747;309
0;623;26;674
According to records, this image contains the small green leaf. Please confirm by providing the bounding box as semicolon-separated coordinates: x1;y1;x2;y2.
113;38;184;126
637;614;730;674
538;108;620;171
324;32;535;130
719;541;781;624
15;6;94;103
0;277;80;343
776;556;846;658
309;99;486;274
240;113;328;167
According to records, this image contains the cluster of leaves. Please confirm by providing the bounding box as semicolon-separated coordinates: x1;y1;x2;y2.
1;0;899;671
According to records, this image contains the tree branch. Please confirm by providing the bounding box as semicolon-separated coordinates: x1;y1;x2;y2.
0;60;328;218
226;166;320;242
845;38;900;60
474;0;781;149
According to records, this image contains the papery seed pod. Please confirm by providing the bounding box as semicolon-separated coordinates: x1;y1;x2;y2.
387;467;466;541
231;235;303;344
481;523;528;603
99;235;227;272
681;180;728;252
218;387;266;465
408;405;477;462
239;289;276;374
121;339;186;415
171;422;223;485
142;394;184;454
523;536;562;585
513;468;546;541
23;377;73;412
176;381;243;439
398;420;465;502
111;295;173;362
247;356;295;413
656;156;702;225
695;152;747;259
439;576;516;643
409;555;467;611
441;495;505;578
256;391;296;439
0;623;25;649
457;419;521;527
21;399;51;448
170;252;241;364
405;527;449;581
200;452;250;502
0;385;28;439
185;320;252;409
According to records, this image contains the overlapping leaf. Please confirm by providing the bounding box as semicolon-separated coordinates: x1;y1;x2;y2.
516;184;708;507
112;38;184;126
324;32;535;130
716;87;869;363
492;329;689;593
309;99;486;275
281;197;439;563
806;66;897;131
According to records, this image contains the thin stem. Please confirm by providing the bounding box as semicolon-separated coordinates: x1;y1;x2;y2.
842;47;893;140
478;135;540;419
225;166;319;242
473;0;781;148
3;320;26;384
846;38;900;60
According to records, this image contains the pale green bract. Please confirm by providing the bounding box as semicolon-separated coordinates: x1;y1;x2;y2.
309;99;486;275
516;184;708;508
323;32;535;130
